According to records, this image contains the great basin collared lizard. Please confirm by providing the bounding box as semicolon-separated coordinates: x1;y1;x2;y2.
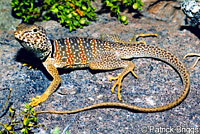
14;24;190;114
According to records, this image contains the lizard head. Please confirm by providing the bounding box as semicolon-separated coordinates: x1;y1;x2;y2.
14;24;51;60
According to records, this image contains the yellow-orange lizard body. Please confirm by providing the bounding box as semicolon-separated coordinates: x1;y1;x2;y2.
14;24;190;114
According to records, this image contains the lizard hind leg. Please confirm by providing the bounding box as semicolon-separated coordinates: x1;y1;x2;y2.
89;51;138;101
109;61;138;101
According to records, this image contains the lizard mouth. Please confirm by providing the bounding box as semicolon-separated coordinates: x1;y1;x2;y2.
14;31;23;41
14;32;19;39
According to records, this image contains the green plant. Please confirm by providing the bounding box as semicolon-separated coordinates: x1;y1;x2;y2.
52;126;60;134
11;0;96;31
51;126;70;134
103;0;144;24
0;104;44;134
10;0;143;30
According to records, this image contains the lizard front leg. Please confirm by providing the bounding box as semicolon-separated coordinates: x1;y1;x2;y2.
30;61;61;107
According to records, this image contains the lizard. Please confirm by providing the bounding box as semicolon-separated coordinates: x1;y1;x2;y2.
14;23;190;114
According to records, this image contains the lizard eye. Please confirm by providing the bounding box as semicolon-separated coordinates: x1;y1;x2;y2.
33;28;38;32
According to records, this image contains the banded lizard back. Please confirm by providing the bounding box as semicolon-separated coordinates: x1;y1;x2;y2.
14;24;190;113
48;37;113;68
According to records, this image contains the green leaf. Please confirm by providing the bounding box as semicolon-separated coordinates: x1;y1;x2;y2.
10;130;16;134
9;107;15;113
44;0;51;5
79;18;86;25
11;2;15;7
85;21;90;25
52;126;60;134
59;17;64;23
25;103;29;109
69;25;73;31
72;11;78;16
6;125;12;131
67;13;72;19
58;6;64;10
24;2;29;5
44;15;51;20
16;12;22;16
13;8;17;11
122;0;128;4
86;7;91;12
19;2;23;6
52;8;59;13
65;19;71;24
23;117;30;126
21;128;26;133
33;7;39;12
133;3;138;10
120;15;127;22
82;5;87;11
139;0;144;6
73;20;79;26
65;9;71;14
76;15;80;21
50;3;59;13
138;6;142;11
107;2;113;7
122;20;128;25
21;8;25;13
33;117;37;122
65;131;70;134
28;123;34;127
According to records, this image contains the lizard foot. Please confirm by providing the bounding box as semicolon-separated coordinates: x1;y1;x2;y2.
109;73;121;81
22;63;33;69
29;94;48;107
183;53;200;69
129;33;158;44
22;63;37;70
110;70;138;101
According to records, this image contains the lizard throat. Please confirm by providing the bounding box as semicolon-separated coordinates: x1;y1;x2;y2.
20;41;51;60
49;39;55;58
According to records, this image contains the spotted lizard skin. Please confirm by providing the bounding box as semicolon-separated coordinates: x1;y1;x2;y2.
14;24;190;113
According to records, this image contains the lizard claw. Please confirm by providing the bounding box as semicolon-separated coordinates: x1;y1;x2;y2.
111;79;122;101
110;70;138;101
22;63;37;70
109;73;121;81
108;72;123;100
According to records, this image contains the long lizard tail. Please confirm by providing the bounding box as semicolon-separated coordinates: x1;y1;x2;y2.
36;43;190;114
